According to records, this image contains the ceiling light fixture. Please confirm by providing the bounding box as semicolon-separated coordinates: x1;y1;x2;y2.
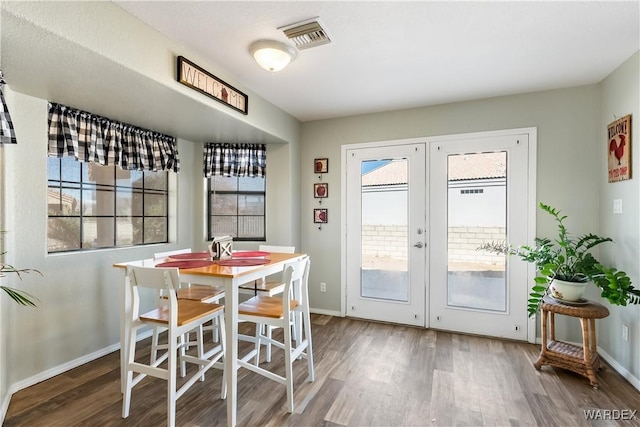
249;40;297;72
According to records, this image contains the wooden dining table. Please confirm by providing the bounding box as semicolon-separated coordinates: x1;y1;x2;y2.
113;251;307;427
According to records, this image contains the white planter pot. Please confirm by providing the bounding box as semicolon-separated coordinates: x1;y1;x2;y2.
550;278;588;302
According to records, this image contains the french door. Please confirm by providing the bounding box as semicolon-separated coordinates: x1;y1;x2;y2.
428;133;531;340
342;130;535;340
345;143;426;326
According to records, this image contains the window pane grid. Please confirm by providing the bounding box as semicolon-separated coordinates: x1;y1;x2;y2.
47;158;169;253
208;177;265;241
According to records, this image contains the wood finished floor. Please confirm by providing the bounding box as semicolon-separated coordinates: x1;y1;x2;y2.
5;315;640;427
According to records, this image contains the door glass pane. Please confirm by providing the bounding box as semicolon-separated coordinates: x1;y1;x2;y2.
447;152;507;311
360;158;409;302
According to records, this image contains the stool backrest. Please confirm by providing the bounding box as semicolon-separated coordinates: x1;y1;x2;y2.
282;256;311;315
128;266;180;291
126;265;181;324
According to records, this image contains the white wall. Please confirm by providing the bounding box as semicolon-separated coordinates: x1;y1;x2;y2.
0;1;302;419
301;54;640;387
302;85;601;320
598;51;640;384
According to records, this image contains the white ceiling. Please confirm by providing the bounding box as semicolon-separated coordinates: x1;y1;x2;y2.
115;1;639;123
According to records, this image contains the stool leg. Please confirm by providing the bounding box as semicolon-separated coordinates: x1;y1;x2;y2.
303;307;315;382
151;325;161;364
122;326;138;418
254;323;262;366
213;317;220;343
219;313;227;400
283;314;294;413
167;328;178;427
197;324;205;382
266;325;273;363
179;333;187;378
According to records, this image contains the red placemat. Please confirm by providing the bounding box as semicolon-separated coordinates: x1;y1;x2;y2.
215;258;271;267
232;251;270;258
155;260;215;269
168;251;211;260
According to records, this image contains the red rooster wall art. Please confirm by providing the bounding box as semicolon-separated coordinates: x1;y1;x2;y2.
609;134;626;165
607;114;631;183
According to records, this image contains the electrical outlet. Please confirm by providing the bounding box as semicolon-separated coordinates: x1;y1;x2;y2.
622;324;629;341
614;199;623;214
320;282;326;292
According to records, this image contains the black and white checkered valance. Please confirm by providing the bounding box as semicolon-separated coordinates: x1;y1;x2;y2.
48;102;180;173
204;143;266;178
0;71;18;145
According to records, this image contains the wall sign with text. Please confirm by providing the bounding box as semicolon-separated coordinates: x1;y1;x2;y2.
608;114;632;183
177;56;248;115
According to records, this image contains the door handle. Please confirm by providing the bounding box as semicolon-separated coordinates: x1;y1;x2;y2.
413;242;424;248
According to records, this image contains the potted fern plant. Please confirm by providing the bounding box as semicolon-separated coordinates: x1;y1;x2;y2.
479;202;640;317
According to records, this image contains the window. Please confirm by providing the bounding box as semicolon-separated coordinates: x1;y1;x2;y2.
47;157;168;253
207;175;265;241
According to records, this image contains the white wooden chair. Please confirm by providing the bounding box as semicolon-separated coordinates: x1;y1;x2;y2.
122;265;226;427
238;245;296;296
237;256;314;413
151;249;225;365
238;245;297;362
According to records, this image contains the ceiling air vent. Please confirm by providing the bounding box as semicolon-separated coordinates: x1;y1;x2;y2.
279;18;331;50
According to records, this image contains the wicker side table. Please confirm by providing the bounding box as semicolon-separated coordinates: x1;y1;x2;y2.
534;295;609;389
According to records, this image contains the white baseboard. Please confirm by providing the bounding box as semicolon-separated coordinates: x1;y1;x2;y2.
8;342;120;395
597;346;640;392
534;337;640;392
0;330;152;423
310;307;342;317
0;390;11;426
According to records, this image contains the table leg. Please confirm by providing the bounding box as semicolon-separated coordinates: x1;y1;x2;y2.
581;317;598;388
589;319;597;355
224;278;238;427
534;308;547;370
581;317;590;363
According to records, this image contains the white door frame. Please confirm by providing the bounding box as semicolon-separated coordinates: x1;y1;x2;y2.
340;129;537;344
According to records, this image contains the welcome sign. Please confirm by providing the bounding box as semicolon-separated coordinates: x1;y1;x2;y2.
607;114;631;183
177;56;248;115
